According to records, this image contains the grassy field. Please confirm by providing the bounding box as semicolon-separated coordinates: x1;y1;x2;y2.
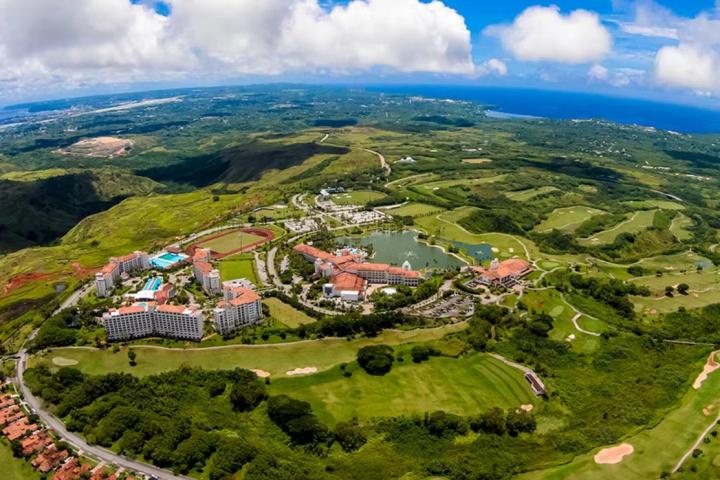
269;353;535;426
385;202;445;218
264;297;316;328
196;230;266;254
630;268;720;315
520;349;719;480
670;214;694;241
0;439;40;480
505;186;560;201
635;251;712;273
32;323;469;378
331;190;386;206
624;200;685;210
218;253;259;283
415;174;507;192
580;210;658;245
534;207;607;233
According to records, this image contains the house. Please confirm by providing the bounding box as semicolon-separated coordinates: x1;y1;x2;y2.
524;372;546;396
0;405;23;426
21;431;52;457
213;285;262;335
32;446;69;473
53;457;92;480
3;417;38;441
472;258;533;288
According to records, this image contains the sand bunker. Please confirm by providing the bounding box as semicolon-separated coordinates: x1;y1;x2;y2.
594;444;634;464
519;404;534;413
462;158;492;164
52;357;78;367
286;367;318;376
693;351;719;390
704;405;715;417
251;369;271;378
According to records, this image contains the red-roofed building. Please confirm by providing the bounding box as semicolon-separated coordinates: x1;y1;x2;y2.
103;302;203;342
293;244;423;291
0;394;15;409
3;418;37;441
95;251;149;298
472;258;533;288
213;286;262;335
21;431;52;456
52;457;92;480
32;446;69;473
192;248;221;295
323;272;367;301
0;405;23;427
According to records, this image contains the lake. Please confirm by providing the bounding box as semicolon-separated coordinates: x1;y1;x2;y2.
337;231;466;270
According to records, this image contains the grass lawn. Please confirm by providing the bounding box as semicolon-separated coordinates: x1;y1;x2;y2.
415;174;506;191
670;213;694;241
33;323;469;378
635;251;712;273
385;202;445;218
520;347;718;480
624;200;685;210
0;439;40;480
505;186;560;202
331;190;386;206
196;230;266;254
534;207;607;233
579;210;658;246
264;297;315;328
218;253;258;283
630;268;720;315
269;353;535;426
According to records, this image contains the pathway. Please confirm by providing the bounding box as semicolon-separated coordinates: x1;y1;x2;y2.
364;148;391;177
673;411;720;473
560;294;602;337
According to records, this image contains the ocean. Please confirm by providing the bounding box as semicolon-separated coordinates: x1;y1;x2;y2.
368;85;720;134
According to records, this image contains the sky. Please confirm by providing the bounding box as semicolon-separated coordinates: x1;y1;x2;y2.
2;0;720;107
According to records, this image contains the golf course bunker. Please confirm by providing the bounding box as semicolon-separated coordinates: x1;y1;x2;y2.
52;357;78;367
594;444;634;464
693;351;719;390
251;369;271;378
286;367;318;376
519;404;534;412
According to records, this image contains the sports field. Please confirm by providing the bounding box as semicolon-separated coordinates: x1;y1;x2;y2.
264;297;315;328
505;186;559;202
520;348;717;480
534;207;607;233
196;230;266;254
269;353;535;425
579;210;657;245
218;253;258;283
32;323;469;378
331;190;386;206
386;202;445;218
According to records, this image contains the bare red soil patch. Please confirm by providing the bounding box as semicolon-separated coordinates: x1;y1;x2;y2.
2;272;56;296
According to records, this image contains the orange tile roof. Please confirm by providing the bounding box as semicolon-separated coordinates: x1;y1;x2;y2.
330;272;366;292
294;244;332;260
156;304;192;314
32;446;69;473
100;263;118;275
116;306;147;315
195;261;213;274
474;259;532;280
4;419;37;441
225;287;260;306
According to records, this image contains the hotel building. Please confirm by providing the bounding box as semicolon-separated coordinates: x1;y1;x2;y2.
193;248;222;295
213;284;263;335
95;251;150;297
294;243;423;301
472;258;533;288
103;302;204;341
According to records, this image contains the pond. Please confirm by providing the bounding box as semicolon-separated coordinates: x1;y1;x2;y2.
337;231;466;270
450;240;494;263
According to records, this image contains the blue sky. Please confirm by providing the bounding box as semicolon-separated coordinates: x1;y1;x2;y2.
3;0;720;106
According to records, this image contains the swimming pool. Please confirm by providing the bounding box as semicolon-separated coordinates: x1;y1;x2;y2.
142;277;163;291
149;252;188;269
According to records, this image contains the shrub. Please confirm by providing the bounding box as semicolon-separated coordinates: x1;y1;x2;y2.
334;421;367;452
410;345;439;363
426;411;469;438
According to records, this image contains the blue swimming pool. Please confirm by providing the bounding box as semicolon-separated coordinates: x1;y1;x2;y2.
143;277;163;291
149;252;188;269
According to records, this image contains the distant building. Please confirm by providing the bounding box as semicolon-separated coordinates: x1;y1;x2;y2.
95;251;150;297
193;248;222;295
293;244;422;303
213;285;263;335
103;303;204;341
472;258;533;288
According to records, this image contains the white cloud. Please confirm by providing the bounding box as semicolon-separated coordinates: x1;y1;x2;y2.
0;0;475;99
486;6;611;64
655;44;720;92
478;58;508;76
588;64;609;80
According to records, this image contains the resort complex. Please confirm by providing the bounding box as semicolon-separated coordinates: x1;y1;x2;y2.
294;243;423;301
193;248;222;295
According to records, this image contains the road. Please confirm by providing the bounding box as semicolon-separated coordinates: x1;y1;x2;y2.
15;350;190;480
363;148;391;177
